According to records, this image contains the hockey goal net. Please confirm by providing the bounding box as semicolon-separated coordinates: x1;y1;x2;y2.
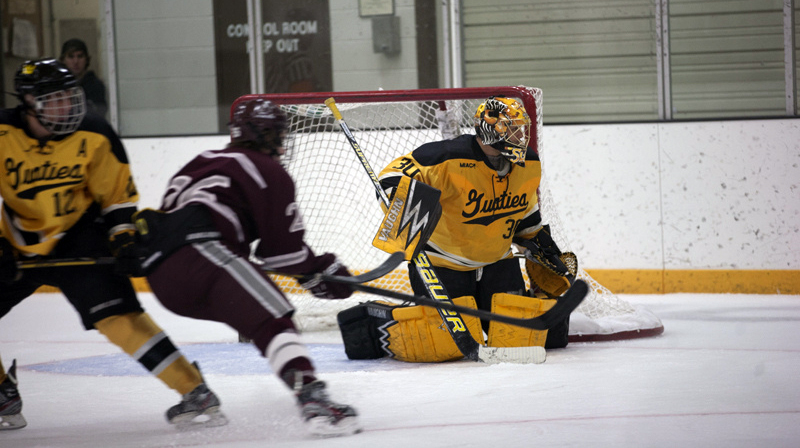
234;86;663;341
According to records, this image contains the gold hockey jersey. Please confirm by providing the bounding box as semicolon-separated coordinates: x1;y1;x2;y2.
378;134;543;271
0;108;138;255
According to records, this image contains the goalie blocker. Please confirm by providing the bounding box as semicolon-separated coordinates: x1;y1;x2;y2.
372;176;442;261
337;292;562;363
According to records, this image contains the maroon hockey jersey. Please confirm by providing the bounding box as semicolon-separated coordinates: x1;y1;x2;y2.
160;145;319;275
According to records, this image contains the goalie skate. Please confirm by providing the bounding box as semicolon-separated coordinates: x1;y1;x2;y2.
0;359;27;430
297;381;361;437
166;382;228;429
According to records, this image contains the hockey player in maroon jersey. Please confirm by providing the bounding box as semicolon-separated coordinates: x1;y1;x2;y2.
136;98;361;437
0;59;224;430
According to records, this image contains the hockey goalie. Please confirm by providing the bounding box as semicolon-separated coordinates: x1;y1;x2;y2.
337;96;578;363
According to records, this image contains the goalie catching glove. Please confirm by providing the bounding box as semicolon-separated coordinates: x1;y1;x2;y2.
516;224;578;298
298;253;354;300
517;225;568;276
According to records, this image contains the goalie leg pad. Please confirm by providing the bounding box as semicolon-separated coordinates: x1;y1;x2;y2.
487;293;556;348
337;297;483;363
336;301;397;360
386;296;482;363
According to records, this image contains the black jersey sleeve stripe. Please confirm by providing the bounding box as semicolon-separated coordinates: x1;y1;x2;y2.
412;135;481;166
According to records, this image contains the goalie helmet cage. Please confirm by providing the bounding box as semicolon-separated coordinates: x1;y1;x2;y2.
234;86;663;341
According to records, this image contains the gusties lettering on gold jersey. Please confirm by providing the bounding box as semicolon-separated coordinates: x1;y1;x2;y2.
461;188;528;219
4;157;84;198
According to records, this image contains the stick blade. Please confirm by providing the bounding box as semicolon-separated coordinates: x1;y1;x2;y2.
518;279;589;330
478;345;546;364
326;251;405;285
537;279;588;328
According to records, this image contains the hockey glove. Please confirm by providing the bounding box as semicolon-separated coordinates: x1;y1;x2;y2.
0;237;20;284
517;225;569;276
109;228;145;277
299;253;354;300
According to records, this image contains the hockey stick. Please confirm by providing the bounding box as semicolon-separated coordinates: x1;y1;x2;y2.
325;97;549;364
16;251;407;285
349;279;587;331
17;257;117;269
264;250;406;284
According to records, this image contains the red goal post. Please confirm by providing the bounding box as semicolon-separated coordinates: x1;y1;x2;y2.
232;86;663;341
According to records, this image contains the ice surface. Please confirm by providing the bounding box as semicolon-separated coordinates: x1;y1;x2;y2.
1;292;798;447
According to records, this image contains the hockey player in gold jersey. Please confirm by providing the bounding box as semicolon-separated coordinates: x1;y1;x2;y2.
0;59;225;430
343;96;576;362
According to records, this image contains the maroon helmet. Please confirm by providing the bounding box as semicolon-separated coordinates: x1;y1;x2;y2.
229;98;289;155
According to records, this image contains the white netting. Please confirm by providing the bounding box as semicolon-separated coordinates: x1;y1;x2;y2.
248;87;662;340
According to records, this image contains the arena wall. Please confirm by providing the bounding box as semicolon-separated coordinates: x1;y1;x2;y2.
121;118;800;294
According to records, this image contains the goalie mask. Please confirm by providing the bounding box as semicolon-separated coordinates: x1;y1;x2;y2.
474;97;531;166
229;98;290;156
14;58;86;135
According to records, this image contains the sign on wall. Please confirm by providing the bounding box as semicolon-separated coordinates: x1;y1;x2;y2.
212;0;332;130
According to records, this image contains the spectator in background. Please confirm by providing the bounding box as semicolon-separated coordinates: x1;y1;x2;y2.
59;38;108;118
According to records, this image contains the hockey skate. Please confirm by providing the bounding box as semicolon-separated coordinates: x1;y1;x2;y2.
166;382;228;429
0;359;27;430
296;380;361;437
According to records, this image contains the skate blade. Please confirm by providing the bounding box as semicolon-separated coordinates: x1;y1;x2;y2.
172;408;229;430
0;413;28;430
307;415;362;437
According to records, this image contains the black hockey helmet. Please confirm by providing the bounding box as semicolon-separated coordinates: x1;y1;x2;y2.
229;98;289;155
15;58;79;98
14;58;86;135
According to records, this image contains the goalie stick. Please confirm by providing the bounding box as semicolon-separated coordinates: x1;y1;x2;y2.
331;277;587;331
16;251;406;285
324;97;553;364
258;250;405;284
301;251;405;284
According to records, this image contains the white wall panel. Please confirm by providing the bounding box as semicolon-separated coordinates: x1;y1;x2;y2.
126;136;229;209
544;124;664;269
123;119;800;271
658;119;800;269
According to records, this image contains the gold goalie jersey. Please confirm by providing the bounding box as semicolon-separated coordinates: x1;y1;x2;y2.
0;108;138;255
378;134;543;271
